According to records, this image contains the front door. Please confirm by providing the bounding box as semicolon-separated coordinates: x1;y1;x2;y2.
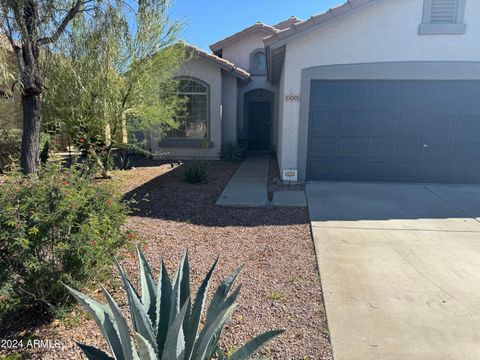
248;101;272;150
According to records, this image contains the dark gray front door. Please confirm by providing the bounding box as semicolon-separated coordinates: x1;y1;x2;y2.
307;80;480;183
248;101;272;150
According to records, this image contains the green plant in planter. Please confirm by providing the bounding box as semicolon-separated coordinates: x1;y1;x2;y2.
66;247;283;360
220;141;246;162
181;161;207;184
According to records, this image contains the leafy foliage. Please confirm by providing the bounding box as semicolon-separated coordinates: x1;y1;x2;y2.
0;130;50;173
220;141;247;162
0;129;22;173
67;247;284;359
41;2;186;178
181;162;208;184
0;161;131;312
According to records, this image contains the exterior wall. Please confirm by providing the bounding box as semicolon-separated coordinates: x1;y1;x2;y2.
153;57;222;159
221;70;237;144
221;32;269;71
276;61;286;164
276;0;480;180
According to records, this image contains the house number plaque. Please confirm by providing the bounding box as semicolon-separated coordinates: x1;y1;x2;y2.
285;94;300;103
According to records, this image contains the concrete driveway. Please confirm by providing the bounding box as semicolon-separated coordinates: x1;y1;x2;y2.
306;182;480;360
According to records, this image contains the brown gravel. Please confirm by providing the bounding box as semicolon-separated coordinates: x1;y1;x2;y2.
1;160;332;360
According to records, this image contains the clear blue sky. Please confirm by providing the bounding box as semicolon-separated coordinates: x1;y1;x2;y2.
169;0;344;50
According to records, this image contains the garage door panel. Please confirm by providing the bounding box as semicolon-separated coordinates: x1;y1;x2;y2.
399;112;425;131
309;136;337;152
371;112;398;128
460;113;480;131
311;111;341;127
458;137;480;155
426;112;456;131
307;80;480;183
369;137;395;153
396;137;423;154
423;137;454;155
341;112;370;128
344;83;371;109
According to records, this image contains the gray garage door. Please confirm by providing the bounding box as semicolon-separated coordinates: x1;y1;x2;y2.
307;80;480;183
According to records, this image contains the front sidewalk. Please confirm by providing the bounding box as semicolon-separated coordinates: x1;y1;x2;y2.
216;152;270;207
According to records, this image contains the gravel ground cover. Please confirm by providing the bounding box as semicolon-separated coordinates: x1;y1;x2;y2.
0;160;332;360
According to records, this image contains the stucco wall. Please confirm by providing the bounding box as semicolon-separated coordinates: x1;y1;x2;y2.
221;32;268;71
276;0;480;178
221;70;237;144
153;57;222;159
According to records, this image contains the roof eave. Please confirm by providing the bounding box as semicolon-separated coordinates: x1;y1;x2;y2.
182;43;251;82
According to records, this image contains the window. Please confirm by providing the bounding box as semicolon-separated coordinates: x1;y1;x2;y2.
419;0;467;34
250;50;267;76
170;79;208;139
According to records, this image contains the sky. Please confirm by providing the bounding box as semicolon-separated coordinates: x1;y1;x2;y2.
169;0;344;50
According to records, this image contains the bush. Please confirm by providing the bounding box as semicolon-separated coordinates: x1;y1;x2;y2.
0;161;131;314
182;161;207;184
67;247;283;360
220;141;246;162
0;130;52;173
0;129;22;173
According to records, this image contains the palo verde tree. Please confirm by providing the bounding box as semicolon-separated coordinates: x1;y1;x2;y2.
42;1;185;177
0;0;181;175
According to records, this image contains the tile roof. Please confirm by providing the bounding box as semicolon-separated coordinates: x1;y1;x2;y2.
181;42;251;81
209;22;277;54
272;16;302;30
263;0;379;47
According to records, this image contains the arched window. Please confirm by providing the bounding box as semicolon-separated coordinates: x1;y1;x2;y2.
250;50;267;76
171;78;209;139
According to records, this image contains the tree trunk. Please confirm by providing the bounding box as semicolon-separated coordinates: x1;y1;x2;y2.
20;93;41;174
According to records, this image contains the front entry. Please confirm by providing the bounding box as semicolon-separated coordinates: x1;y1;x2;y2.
248;101;271;150
245;89;274;151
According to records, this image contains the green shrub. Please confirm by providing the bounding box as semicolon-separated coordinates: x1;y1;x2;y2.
67;246;283;360
0;161;131;313
220;141;246;162
0;129;22;173
0;130;52;173
182;161;207;184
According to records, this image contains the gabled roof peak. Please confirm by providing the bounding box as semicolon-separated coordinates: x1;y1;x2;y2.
179;42;250;81
209;22;277;53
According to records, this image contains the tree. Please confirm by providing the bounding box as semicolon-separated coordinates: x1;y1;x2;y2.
42;1;185;177
0;0;179;175
0;0;95;174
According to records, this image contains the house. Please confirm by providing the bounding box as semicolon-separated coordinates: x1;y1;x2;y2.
153;0;480;183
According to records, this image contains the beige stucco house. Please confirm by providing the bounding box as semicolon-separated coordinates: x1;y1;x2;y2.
153;0;480;183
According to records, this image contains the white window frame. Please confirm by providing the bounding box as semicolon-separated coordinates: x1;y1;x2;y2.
419;0;467;35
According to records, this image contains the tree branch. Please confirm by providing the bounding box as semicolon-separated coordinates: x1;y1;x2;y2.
36;0;89;46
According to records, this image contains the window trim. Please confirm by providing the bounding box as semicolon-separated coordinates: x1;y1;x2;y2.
162;76;211;145
419;0;467;35
249;48;267;76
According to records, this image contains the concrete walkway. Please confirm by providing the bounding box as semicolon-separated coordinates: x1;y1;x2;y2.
307;182;480;360
216;153;269;207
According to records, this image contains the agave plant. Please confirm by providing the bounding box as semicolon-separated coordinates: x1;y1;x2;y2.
66;247;283;359
220;141;246;162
